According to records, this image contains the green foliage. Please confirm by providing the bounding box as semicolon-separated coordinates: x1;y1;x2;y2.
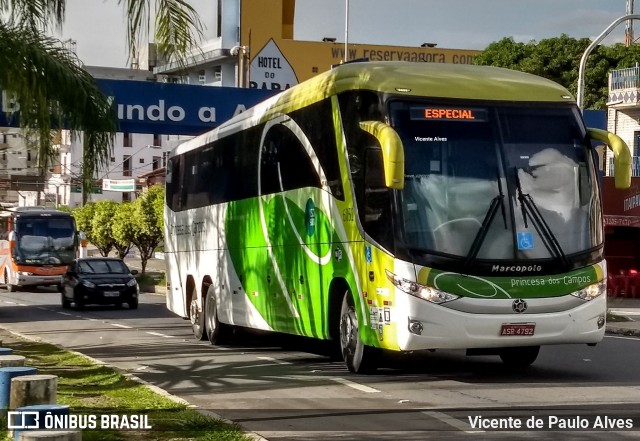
91;200;120;257
112;202;136;259
72;202;95;243
131;186;165;274
0;0;204;195
475;35;640;109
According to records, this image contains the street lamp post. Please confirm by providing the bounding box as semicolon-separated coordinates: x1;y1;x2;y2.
344;0;350;63
577;14;640;110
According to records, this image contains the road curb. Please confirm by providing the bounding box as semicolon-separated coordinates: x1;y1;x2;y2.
0;327;269;441
605;326;640;337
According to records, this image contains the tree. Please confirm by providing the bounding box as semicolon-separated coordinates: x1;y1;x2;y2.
112;202;136;260
475;35;640;109
0;0;203;194
91;200;120;257
131;186;165;274
72;202;95;243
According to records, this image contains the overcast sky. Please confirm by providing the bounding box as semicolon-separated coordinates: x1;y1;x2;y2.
57;0;630;68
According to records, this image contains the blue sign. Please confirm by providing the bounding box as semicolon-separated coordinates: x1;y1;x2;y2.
365;245;372;263
0;79;278;136
517;231;534;250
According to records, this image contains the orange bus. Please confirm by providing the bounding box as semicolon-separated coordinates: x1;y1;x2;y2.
0;207;78;291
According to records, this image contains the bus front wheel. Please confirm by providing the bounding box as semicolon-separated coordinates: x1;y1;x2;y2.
204;286;233;345
339;291;378;374
499;346;540;368
4;269;17;292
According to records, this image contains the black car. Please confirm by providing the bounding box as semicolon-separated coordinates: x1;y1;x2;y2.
61;258;139;309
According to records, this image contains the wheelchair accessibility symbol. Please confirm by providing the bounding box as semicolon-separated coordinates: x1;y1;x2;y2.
517;231;534;250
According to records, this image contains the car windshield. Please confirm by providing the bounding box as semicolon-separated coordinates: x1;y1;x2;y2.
78;260;129;274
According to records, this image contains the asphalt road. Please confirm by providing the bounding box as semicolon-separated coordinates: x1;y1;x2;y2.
1;287;640;441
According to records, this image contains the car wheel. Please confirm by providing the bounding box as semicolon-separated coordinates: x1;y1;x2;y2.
74;293;85;310
339;290;378;374
128;299;138;310
61;292;71;309
204;285;232;345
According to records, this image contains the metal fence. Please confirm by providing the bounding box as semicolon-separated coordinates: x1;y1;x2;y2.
610;66;640;91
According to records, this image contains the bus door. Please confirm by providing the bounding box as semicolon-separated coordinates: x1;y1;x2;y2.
360;147;396;343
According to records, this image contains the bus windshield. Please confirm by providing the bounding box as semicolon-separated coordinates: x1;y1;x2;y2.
389;100;601;263
14;216;76;265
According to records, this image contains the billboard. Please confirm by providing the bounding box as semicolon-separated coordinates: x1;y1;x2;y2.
0;80;278;136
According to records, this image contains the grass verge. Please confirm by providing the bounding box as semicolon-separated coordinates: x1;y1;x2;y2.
0;330;253;441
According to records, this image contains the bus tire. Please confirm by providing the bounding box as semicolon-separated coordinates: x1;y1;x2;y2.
340;290;378;374
204;286;232;345
189;292;206;341
499;346;540;368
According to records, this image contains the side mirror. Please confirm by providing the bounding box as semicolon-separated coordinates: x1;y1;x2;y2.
130;269;139;276
587;128;631;189
359;121;405;189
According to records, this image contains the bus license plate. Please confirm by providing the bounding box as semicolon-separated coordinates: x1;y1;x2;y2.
104;291;120;297
500;323;535;336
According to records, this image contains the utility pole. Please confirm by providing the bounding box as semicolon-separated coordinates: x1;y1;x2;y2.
626;0;635;46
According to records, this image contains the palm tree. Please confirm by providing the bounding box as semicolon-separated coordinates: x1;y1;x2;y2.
0;0;203;201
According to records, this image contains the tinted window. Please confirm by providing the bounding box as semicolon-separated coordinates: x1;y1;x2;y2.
78;260;129;274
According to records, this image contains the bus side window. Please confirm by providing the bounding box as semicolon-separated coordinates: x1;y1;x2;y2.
364;148;393;251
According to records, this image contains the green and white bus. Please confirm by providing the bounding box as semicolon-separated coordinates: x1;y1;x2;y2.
164;61;631;373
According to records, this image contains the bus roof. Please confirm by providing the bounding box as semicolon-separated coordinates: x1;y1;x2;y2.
0;207;73;218
176;62;574;156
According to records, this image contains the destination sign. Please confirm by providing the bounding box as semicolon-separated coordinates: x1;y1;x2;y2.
411;107;487;122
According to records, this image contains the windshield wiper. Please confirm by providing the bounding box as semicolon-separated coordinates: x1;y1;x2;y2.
513;167;569;268
463;172;508;269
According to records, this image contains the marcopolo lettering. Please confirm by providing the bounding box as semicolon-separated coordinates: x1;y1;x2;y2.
492;265;543;273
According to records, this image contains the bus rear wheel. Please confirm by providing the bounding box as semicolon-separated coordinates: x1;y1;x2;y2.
499;346;540;368
190;296;206;341
204;286;232;345
339;291;378;374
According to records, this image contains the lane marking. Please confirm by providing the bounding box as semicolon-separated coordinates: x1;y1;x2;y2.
57;312;73;316
422;411;484;433
256;356;292;365
331;377;380;393
146;331;172;338
111;323;132;329
605;335;640;340
4;301;16;304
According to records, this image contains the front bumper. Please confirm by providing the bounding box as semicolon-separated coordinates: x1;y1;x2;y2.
395;293;606;351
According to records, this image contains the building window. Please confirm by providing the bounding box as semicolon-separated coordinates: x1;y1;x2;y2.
27;151;31;161
162;151;168;167
123;133;132;148
122;192;131;202
110;157;115;162
635;130;640;157
153;133;161;147
139;158;145;164
152;156;161;170
123;155;132;177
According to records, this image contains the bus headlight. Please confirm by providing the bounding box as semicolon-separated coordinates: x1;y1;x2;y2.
385;270;459;304
18;271;33;276
571;281;605;301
